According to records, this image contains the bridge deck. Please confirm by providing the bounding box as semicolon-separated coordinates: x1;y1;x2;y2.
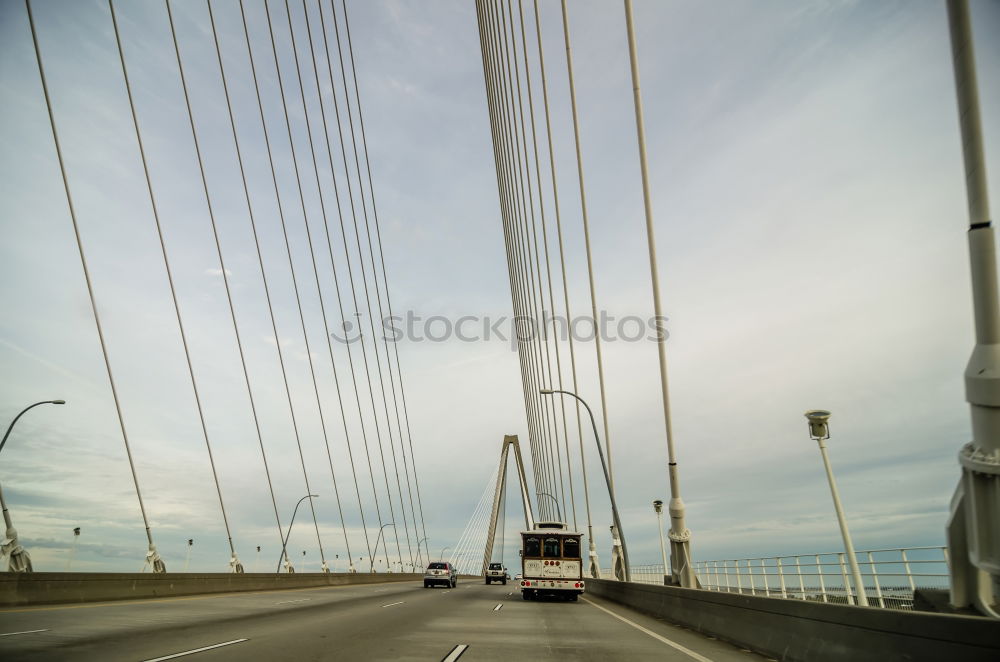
0;579;767;661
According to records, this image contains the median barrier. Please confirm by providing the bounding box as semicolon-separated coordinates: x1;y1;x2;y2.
585;578;1000;662
0;572;423;607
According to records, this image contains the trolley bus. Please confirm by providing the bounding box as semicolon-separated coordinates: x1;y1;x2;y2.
519;521;585;600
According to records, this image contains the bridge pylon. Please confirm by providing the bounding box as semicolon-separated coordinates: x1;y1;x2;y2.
481;435;535;576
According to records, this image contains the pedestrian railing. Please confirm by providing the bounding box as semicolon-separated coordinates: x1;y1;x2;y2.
621;546;949;611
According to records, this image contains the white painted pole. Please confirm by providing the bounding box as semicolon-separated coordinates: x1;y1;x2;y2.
653;500;669;585
622;0;696;589
816;438;869;606
944;0;1000;618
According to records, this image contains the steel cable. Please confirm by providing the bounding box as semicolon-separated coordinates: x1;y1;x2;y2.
336;0;428;568
560;0;616;491
111;0;239;568
25;0;162;569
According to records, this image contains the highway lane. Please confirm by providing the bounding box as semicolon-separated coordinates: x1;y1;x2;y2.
0;580;770;661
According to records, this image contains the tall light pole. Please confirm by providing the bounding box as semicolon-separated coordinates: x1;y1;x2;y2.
804;411;868;606
653;500;669;585
277;494;317;573
417;537;429;569
66;527;81;571
537;491;562;522
541;389;630;582
1;399;65;573
371;523;395;573
1;400;66;457
439;546;450;561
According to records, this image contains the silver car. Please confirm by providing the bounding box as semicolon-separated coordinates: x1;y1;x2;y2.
424;561;457;588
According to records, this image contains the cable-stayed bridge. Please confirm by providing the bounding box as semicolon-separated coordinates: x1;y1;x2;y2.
1;0;999;660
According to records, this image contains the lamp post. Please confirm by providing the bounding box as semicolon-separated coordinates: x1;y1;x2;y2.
541;389;630;582
1;399;65;573
371;523;395;573
0;400;66;457
417;537;429;568
804;411;868;606
276;494;318;573
653;500;669;585
184;538;193;571
439;546;450;561
66;527;81;571
537;491;562;522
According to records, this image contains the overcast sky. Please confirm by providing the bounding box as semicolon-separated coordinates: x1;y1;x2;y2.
1;0;999;574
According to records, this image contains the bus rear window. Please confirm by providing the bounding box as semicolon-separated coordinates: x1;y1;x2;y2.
543;537;561;557
563;537;580;558
524;536;541;557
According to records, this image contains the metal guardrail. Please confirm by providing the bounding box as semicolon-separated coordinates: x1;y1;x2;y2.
619;546;949;611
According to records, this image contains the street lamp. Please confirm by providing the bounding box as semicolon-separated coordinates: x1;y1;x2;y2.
417;537;429;568
276;494;318;573
371;523;395;573
66;527;81;571
541;388;630;582
1;399;65;573
804;410;869;607
0;400;66;457
537;491;562;522
653;500;669;585
439;546;450;561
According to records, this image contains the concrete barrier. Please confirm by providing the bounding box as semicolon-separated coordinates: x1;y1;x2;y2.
0;572;423;607
586;579;1000;662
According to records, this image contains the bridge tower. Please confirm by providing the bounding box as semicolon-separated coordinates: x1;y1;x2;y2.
481;435;535;575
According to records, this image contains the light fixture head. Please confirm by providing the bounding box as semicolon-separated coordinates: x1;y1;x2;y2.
804;409;832;439
52;400;66;405
653;499;663;513
539;388;554;395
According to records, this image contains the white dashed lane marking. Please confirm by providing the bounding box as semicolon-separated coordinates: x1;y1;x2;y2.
0;629;48;637
141;639;248;662
441;644;469;662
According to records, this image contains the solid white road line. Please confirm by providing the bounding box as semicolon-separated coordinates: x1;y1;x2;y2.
0;629;49;637
275;598;311;605
441;644;469;662
583;598;714;662
493;604;503;611
141;639;248;662
381;601;405;608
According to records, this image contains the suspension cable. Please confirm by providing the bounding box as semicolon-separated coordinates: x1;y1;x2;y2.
532;0;590;535
327;1;415;568
111;0;238;567
560;0;616;492
162;0;289;566
198;0;326;565
26;0;162;568
253;0;363;569
337;0;428;568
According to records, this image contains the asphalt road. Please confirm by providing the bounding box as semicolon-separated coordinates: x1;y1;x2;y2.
0;579;770;661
